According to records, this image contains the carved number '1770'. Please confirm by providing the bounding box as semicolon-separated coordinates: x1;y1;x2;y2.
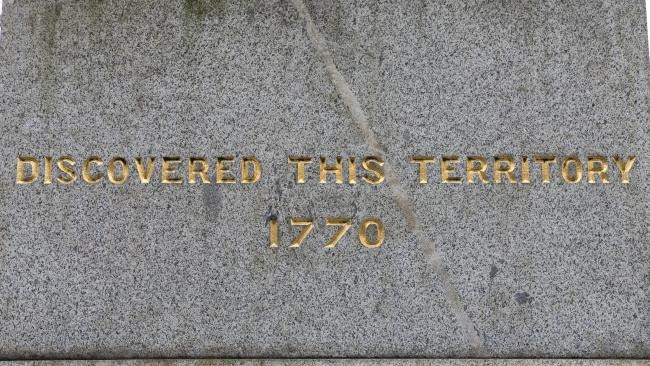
269;217;385;249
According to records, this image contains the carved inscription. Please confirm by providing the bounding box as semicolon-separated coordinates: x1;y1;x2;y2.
13;154;637;250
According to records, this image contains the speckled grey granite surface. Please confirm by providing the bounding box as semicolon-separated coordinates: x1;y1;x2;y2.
2;361;650;366
0;0;648;360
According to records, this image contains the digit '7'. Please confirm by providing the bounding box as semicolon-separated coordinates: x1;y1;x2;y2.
289;218;314;248
324;218;351;248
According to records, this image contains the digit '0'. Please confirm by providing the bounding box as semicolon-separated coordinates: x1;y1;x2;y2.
358;218;384;248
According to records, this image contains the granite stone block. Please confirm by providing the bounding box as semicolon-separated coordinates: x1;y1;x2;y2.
0;0;647;360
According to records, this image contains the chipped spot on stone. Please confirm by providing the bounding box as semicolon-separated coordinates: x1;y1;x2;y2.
489;265;498;279
264;206;278;225
515;291;533;305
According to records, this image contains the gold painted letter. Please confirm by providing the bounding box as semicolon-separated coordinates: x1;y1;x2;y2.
521;156;530;184
288;157;312;184
362;157;385;184
241;156;262;184
82;156;103;184
56;156;77;184
613;155;636;184
16;157;39;184
319;157;343;184
441;156;462;184
494;155;516;184
561;157;582;184
162;157;182;184
135;157;156;184
44;157;53;184
533;156;557;184
466;156;488;184
189;158;210;184
410;156;435;184
216;157;236;184
587;155;609;184
107;157;129;185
